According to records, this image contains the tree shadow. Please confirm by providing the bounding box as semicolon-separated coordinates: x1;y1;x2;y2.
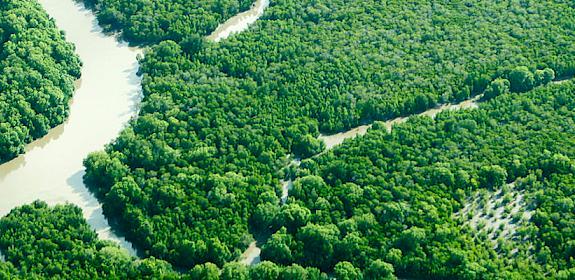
67;170;141;257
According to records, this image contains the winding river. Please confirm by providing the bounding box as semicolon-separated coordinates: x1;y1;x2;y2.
4;0;567;268
0;0;142;255
0;0;272;259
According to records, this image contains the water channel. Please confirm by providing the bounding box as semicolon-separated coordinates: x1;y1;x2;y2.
0;0;273;258
3;0;565;267
0;0;142;255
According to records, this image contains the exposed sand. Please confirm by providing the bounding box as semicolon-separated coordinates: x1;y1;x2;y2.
206;0;270;42
457;182;533;247
318;95;481;151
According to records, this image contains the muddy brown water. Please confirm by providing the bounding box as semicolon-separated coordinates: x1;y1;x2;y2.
0;0;142;255
0;0;272;257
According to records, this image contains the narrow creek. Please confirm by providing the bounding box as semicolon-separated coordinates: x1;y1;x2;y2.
241;95;485;265
268;79;572;264
318;95;481;150
283;95;483;202
318;78;571;151
207;0;270;42
284;86;563;202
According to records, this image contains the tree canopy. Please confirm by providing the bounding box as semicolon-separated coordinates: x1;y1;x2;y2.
81;0;254;44
0;201;179;279
269;81;575;278
0;0;81;162
0;202;327;279
3;0;575;278
79;0;575;276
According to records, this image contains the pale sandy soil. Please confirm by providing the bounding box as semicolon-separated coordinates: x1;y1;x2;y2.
457;182;533;247
206;0;270;42
239;241;261;265
318;95;481;151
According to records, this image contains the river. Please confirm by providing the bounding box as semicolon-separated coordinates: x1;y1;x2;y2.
4;0;563;268
0;0;141;255
206;0;270;42
0;0;272;258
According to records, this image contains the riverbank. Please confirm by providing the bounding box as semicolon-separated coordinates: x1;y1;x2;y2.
0;0;141;255
318;95;481;152
206;0;270;42
0;0;273;260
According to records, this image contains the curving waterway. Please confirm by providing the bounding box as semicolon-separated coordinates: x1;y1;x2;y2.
0;0;141;255
207;0;270;42
6;0;552;267
242;96;483;265
318;96;481;150
3;0;565;264
0;0;271;259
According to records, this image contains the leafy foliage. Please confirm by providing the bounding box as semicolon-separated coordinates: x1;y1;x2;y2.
81;0;575;274
0;0;81;162
0;202;329;279
3;0;570;278
521;171;575;276
80;0;254;44
266;82;575;278
0;201;179;279
193;0;575;132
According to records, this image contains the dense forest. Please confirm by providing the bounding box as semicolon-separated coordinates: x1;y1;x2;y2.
1;0;575;278
0;201;179;279
84;0;575;132
262;81;575;278
0;0;82;162
81;0;253;44
79;0;575;275
5;81;575;279
0;202;330;279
